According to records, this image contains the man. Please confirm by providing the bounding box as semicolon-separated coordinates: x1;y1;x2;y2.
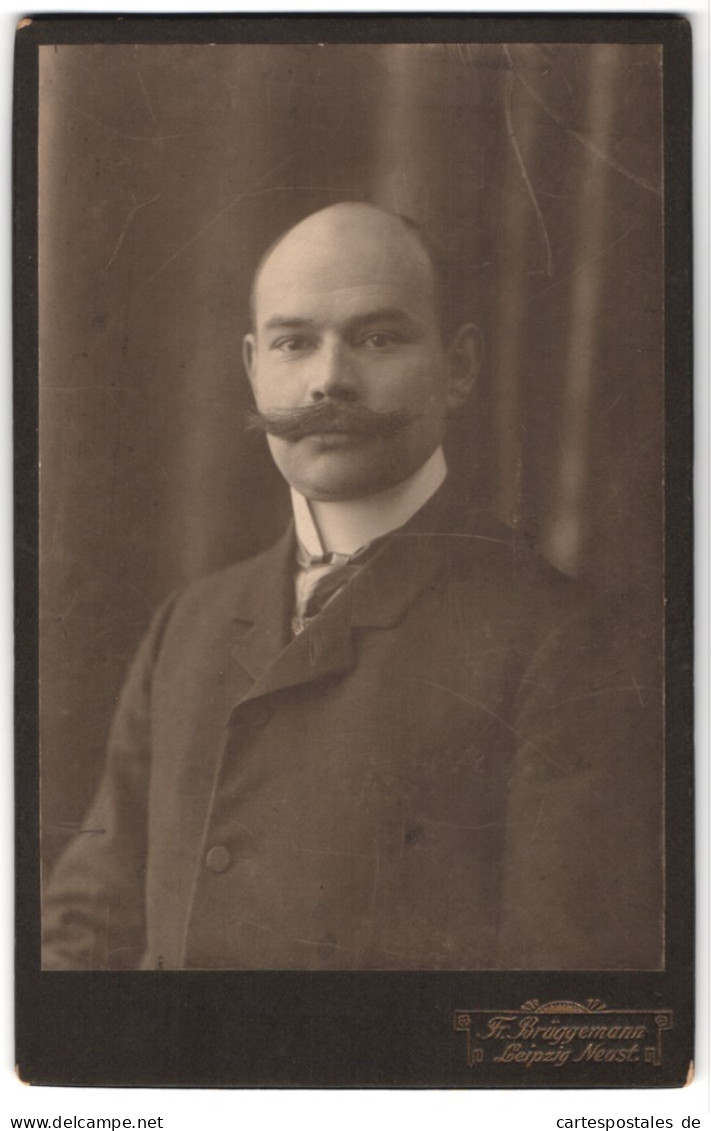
42;202;662;971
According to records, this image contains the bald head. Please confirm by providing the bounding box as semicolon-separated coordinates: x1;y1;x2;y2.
251;203;443;340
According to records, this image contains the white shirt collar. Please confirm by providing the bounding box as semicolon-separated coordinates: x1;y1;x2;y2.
291;446;447;557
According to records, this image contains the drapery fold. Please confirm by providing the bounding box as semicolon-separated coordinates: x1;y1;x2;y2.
39;42;663;867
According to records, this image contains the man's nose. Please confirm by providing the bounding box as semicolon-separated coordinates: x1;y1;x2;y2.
307;340;358;402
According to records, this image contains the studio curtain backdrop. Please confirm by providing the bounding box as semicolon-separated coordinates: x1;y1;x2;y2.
39;43;663;868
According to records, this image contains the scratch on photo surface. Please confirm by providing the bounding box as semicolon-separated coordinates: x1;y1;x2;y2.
532;798;545;836
629;670;651;709
504;45;661;196
503;69;553;278
132;46;158;124
353;841;381;968
296;845;374;861
144;152;298;283
235;915;353;953
414;678;520;737
390;532;508;544
57;96;192;142
531;221;639;303
105;194;161;270
546;683;648;711
414;677;569;776
421;816;505;834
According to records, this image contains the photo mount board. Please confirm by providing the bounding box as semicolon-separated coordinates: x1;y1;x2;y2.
14;14;693;1088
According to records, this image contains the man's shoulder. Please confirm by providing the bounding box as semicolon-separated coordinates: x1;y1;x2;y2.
163;506;582;639
434;504;578;611
167;529;292;624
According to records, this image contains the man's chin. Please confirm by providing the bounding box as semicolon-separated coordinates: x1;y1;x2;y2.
268;433;424;501
280;457;403;502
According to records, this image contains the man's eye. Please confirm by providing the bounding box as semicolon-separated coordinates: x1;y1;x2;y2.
272;336;312;353
361;332;400;349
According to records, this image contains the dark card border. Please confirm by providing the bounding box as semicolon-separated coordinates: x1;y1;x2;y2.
14;13;693;1088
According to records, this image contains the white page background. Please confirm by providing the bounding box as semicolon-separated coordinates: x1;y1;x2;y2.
2;2;707;1127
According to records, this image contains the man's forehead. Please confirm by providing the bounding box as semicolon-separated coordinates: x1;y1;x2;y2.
259;280;425;312
253;222;437;323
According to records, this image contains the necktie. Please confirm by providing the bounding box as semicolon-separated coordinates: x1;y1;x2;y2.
292;546;374;635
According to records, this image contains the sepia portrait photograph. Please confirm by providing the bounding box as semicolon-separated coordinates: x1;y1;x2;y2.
16;15;693;1088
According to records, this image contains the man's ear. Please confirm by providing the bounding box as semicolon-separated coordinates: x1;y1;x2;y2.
445;323;483;411
243;333;257;387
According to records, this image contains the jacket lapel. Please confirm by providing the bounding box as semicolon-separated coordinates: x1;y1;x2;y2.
228;488;470;704
228;525;294;681
240;596;358;702
227;524;358;701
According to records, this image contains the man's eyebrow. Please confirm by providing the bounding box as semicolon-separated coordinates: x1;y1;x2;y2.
263;316;315;330
348;307;419;330
262;308;421;332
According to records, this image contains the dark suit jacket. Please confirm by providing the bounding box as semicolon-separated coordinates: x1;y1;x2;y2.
42;493;663;971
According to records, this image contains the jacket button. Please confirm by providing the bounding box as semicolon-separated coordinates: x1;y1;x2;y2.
205;845;231;873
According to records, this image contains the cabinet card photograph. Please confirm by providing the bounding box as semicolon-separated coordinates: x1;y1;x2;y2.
16;15;693;1088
